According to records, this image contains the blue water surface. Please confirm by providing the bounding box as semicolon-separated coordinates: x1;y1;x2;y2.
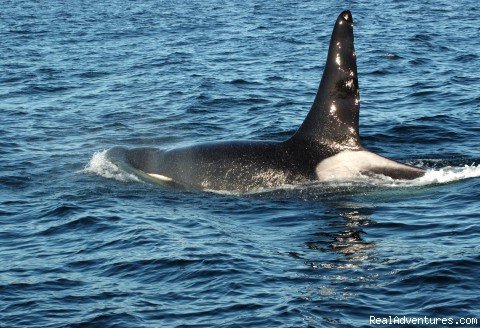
1;0;480;327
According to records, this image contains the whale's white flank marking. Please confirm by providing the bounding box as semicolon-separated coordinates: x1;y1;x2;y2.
147;173;173;182
315;150;414;181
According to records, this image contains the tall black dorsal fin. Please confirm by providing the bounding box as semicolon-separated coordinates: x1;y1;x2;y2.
292;10;361;150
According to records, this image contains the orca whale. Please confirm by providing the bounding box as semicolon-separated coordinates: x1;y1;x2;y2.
106;10;425;191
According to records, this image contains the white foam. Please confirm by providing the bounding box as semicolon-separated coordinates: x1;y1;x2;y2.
84;150;140;182
392;164;480;187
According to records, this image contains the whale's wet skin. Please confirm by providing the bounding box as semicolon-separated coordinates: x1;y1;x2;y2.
3;1;480;327
104;11;427;192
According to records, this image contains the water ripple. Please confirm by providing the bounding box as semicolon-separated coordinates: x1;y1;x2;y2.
1;0;480;327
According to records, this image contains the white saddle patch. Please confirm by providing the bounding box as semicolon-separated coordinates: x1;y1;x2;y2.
315;150;411;181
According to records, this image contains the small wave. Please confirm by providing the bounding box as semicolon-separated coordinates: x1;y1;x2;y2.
75;71;110;79
229;79;261;86
84;150;139;182
385;53;403;60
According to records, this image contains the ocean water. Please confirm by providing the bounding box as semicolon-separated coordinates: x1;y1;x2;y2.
1;0;480;327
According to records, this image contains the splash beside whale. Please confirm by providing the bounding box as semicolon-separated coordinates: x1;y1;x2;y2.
105;10;425;192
